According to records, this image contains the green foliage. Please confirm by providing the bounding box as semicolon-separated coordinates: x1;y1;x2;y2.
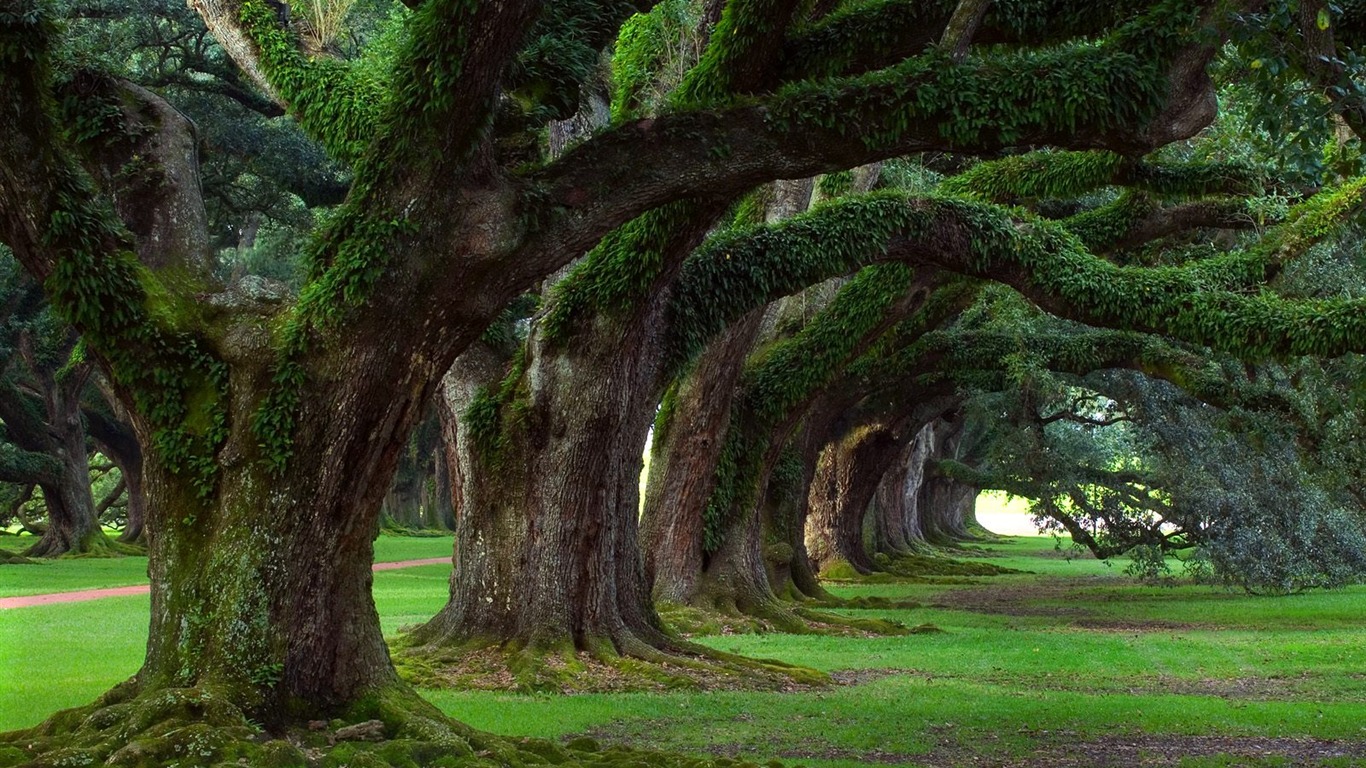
238;0;385;164
701;264;917;551
541;202;696;344
664;191;925;371
767;1;1202;151
252;205;416;475
512;1;653;123
608;0;698;122
669;0;798;108
941;150;1126;202
0;19;230;500
460;346;529;466
941;150;1260;204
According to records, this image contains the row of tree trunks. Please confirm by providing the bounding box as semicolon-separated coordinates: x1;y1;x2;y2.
379;413;453;532
871;431;933;557
915;419;983;545
643;309;766;605
806;423;908;576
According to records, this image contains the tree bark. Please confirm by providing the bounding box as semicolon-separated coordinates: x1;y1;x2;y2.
86;397;146;543
642;309;765;604
806;424;907;576
918;418;979;544
1;353;106;557
872;426;934;556
410;314;673;662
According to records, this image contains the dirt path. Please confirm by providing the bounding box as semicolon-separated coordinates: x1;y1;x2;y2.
0;557;450;610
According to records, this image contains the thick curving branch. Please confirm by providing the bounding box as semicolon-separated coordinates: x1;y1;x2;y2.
528;3;1236;263
663;187;1366;367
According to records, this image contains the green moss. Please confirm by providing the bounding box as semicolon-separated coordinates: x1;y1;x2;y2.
237;0;384;164
542;202;696;345
767;1;1202;151
817;559;862;581
881;554;1022;577
941;150;1260;204
665;192;927;370
699;263;917;551
669;0;801;108
609;0;695;122
941;150;1126;202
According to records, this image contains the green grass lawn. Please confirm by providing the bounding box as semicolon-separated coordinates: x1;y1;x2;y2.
0;532;453;598
3;535;1364;767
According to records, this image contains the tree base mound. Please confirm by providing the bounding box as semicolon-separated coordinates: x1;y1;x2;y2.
0;550;35;565
393;637;829;694
23;533;144;560
0;681;773;767
661;599;912;639
818;554;1022;583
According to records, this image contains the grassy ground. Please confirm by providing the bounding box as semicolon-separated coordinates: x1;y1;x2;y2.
2;534;1364;767
0;531;452;598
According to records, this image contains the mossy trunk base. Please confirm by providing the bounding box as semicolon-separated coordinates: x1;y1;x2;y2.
393;635;829;694
0;680;779;767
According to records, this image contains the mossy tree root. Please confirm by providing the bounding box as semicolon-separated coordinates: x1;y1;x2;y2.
668;589;912;640
0;681;772;767
392;631;829;694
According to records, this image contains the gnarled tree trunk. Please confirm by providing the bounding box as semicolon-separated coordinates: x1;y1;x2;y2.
806;423;905;576
409;316;673;664
1;355;107;557
871;426;934;557
642;310;764;604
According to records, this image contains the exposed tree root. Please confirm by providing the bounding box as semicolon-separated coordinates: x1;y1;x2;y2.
660;598;912;640
818;553;1023;584
393;634;829;694
0;549;35;565
0;681;773;767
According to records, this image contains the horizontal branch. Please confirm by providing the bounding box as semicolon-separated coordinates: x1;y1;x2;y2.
779;0;1153;81
668;187;1366;365
529;2;1233;260
0;443;60;485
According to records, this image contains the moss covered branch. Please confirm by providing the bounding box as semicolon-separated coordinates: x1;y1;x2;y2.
534;1;1237;249
0;11;230;498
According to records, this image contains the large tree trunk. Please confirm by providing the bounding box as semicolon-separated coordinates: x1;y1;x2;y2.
7;358;108;558
918;419;980;544
409;317;673;665
642;310;764;604
805;424;906;576
693;486;808;629
769;394;852;603
872;427;934;557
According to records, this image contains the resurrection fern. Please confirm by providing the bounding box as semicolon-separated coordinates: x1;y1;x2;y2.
42;170;227;503
701;264;918;551
238;0;384;164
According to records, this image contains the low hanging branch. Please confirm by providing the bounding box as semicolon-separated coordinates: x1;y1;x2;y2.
96;476;128;518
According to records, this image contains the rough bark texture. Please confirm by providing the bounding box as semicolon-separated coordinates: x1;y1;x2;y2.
0;355;105;557
806;424;906;576
917;419;980;544
872;428;934;556
410;316;672;661
642;310;764;604
0;0;1276;757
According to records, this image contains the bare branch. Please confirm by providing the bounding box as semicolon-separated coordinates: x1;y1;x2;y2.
940;0;991;61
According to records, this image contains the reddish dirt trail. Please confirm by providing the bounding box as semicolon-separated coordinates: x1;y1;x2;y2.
0;556;450;610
